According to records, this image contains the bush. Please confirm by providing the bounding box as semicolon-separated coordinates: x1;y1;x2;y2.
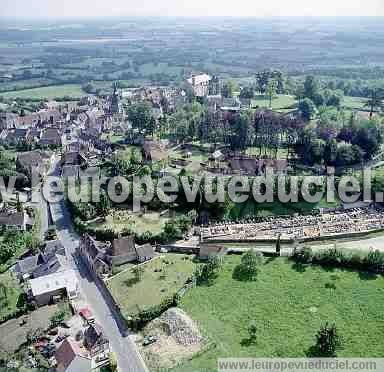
313;323;342;357
108;352;118;372
292;246;313;263
364;250;384;273
94;229;117;241
127;294;178;331
50;309;66;326
233;249;263;281
194;257;221;286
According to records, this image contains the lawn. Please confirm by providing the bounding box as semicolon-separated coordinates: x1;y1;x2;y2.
0;270;24;323
343;96;368;111
251;94;297;111
107;254;196;318
88;209;170;235
116;145;143;162
100;133;125;144
0;84;85;99
170;147;210;174
172;256;384;371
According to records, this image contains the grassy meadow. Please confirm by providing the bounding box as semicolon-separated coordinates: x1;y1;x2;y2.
252;94;297;112
172;256;384;371
107;254;196;318
0;270;24;323
0;84;85;99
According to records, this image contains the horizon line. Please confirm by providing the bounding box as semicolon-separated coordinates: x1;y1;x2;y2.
2;15;384;20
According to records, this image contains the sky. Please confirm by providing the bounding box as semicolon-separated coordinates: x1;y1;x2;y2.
1;0;384;18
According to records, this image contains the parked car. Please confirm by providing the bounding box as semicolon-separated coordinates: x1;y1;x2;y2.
47;328;58;336
60;321;71;329
41;343;56;358
79;307;95;323
142;335;157;346
55;334;69;343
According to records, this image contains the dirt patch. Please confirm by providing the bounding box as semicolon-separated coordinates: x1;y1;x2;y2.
0;305;62;353
136;307;204;369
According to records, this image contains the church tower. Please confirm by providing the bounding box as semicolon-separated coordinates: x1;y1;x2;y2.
209;75;220;96
109;82;120;114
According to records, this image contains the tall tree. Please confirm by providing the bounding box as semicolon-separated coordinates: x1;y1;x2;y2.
127;102;152;131
365;88;384;119
239;86;255;99
256;71;270;94
303;75;320;101
234;249;263;281
222;81;237;98
298;98;316;121
266;79;278;108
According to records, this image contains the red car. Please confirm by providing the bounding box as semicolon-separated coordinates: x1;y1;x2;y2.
79;307;95;323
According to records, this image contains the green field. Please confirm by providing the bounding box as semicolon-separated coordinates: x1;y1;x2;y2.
107;254;196;317
0;84;85;99
100;133;125;144
170;147;210;173
0;270;24;323
252;94;297;111
139;62;182;76
343;96;368;110
172;256;384;371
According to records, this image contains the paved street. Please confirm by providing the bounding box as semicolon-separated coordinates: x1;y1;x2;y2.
47;159;148;372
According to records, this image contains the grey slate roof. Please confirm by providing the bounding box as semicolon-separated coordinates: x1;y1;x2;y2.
135;244;155;260
0;211;24;227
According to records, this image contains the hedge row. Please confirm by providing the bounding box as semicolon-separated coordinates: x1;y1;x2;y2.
126;293;179;331
0;303;31;325
292;246;384;274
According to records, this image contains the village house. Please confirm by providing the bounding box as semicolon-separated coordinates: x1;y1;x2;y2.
28;269;79;306
0;210;27;231
109;235;137;266
14;240;67;281
136;243;156;263
16;150;53;179
2;128;29;145
55;338;92;372
83;323;110;357
55;323;110;371
220;97;241;113
39;128;62;147
199;244;228;261
78;235;111;278
78;131;112;154
187;74;212;97
228;156;288;176
78;234;155;278
0;112;19;130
